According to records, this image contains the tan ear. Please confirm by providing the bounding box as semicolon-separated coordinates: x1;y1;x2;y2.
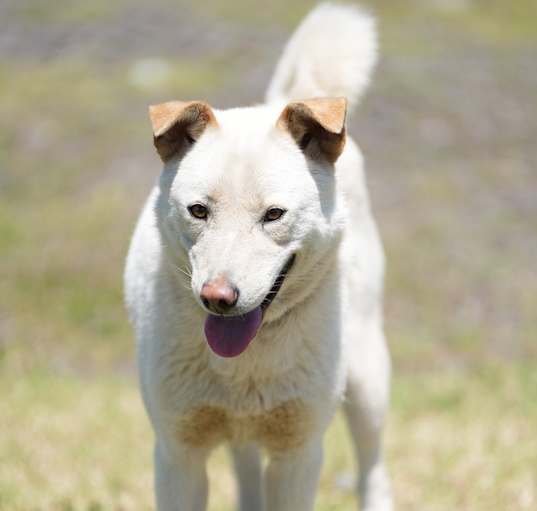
277;97;347;163
148;100;217;162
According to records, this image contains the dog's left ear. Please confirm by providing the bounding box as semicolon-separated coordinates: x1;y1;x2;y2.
277;97;347;164
149;100;217;162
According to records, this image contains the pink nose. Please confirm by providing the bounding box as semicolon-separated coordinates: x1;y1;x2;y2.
200;276;239;313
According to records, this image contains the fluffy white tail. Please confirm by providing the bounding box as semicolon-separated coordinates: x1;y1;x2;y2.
266;3;377;114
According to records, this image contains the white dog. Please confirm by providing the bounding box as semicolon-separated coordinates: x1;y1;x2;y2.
125;4;392;510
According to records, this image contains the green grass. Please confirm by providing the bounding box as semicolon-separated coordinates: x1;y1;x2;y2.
13;0;129;23
189;0;537;52
1;363;535;510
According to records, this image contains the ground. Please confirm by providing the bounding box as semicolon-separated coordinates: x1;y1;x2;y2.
0;0;536;509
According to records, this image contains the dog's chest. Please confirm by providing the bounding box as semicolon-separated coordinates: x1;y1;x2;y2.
177;399;312;452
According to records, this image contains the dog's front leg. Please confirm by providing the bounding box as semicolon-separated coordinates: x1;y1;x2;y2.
264;437;323;511
231;443;264;511
154;442;208;511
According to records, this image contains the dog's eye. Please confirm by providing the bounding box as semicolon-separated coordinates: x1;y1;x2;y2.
188;203;209;220
263;207;286;223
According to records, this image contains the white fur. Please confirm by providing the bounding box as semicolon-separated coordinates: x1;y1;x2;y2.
266;3;378;113
125;4;391;510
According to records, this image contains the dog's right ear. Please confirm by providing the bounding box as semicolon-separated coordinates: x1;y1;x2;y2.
277;97;347;164
149;101;218;162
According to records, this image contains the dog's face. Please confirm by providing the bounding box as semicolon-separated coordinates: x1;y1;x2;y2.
150;99;347;356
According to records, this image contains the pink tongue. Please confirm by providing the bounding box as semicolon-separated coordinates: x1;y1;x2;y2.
204;307;262;358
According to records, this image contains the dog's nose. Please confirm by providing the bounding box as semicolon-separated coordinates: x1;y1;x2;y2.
200;277;239;313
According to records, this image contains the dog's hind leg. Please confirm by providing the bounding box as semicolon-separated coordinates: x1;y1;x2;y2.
230;443;263;511
343;321;393;511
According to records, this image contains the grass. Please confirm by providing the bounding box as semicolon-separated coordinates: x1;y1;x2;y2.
1;363;535;510
1;0;536;509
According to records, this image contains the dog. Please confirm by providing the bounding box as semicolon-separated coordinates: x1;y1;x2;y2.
124;4;392;510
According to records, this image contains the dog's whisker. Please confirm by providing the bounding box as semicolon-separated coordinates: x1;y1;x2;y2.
172;264;193;279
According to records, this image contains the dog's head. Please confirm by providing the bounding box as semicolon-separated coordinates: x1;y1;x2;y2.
149;98;347;357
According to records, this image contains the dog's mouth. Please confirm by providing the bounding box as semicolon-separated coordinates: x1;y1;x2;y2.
261;253;296;312
204;254;295;358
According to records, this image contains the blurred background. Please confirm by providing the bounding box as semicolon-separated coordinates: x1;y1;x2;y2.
1;0;536;509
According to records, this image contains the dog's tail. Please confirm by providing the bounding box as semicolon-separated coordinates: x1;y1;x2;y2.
265;3;377;114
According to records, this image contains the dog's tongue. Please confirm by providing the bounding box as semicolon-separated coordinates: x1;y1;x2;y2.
204;307;262;358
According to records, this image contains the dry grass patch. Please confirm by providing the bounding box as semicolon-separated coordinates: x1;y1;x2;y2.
1;364;535;510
